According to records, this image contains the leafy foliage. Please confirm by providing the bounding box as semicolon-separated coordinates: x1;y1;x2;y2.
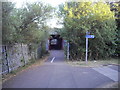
2;2;54;58
110;2;120;57
2;2;15;44
58;1;117;60
2;2;53;45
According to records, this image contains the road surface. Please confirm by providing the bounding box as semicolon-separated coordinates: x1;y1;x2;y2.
3;50;119;88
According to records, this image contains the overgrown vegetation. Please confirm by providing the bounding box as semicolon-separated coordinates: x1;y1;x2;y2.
2;2;54;57
58;1;120;60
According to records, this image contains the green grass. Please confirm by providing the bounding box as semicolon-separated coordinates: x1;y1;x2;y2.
67;58;119;67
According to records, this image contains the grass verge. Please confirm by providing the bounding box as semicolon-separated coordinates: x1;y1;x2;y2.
2;54;49;83
66;58;119;67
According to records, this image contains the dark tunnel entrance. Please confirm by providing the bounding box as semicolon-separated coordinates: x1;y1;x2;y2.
49;34;63;50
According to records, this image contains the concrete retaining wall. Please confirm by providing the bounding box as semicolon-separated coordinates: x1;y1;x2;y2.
1;44;37;74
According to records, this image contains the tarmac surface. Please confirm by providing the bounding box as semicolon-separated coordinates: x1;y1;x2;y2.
2;50;119;88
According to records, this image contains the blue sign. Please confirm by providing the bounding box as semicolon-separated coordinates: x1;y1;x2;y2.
64;40;67;43
86;35;95;38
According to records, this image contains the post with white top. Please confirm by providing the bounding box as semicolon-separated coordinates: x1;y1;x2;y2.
67;42;69;60
85;32;88;64
85;36;88;64
64;40;69;60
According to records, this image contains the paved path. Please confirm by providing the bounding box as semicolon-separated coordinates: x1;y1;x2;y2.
3;50;119;88
93;66;118;82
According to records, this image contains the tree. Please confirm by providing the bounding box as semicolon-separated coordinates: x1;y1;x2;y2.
2;1;54;59
2;2;53;45
110;1;120;57
2;2;15;44
58;1;117;60
10;2;54;44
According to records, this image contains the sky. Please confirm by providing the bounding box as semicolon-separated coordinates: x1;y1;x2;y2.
10;0;67;8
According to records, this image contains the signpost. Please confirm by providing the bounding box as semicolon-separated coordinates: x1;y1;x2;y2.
64;40;69;60
67;42;70;60
85;32;94;64
85;35;88;64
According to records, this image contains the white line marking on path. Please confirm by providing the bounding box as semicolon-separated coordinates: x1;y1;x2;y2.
51;57;55;63
93;67;118;82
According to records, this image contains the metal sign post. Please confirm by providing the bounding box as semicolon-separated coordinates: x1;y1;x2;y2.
85;36;88;64
67;42;69;60
64;40;69;60
85;32;94;64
